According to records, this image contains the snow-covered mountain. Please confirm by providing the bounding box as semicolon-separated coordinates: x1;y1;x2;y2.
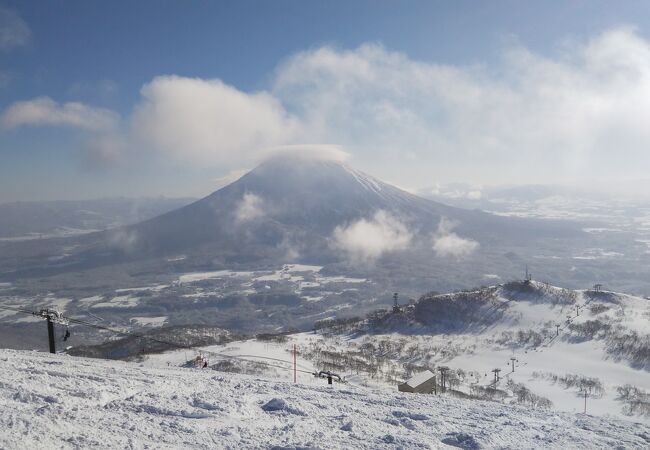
107;154;580;257
1;347;648;449
301;280;650;423
0;153;582;276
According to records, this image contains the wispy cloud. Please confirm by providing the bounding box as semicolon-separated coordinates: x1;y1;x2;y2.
1;97;119;132
0;8;31;50
107;228;139;254
234;192;265;223
431;218;479;258
265;144;350;163
332;210;412;262
81;134;127;169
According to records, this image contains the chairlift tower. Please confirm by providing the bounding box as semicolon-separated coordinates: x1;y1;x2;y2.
579;387;589;414
437;366;450;393
492;368;501;384
37;309;68;354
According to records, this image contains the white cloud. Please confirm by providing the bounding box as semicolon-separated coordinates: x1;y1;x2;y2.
265;144;350;163
107;228;139;254
1;97;119;131
332;210;412;262
131;76;299;166
277;235;300;261
432;218;479;258
12;27;650;189
234;193;265;223
0;8;31;50
272;28;650;185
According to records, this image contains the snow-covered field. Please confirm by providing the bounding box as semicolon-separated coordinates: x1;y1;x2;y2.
1;348;649;449
0;261;375;335
177;264;366;289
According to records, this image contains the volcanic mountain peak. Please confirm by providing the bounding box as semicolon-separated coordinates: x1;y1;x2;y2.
0;150;581;279
247;151;385;190
108;151;579;259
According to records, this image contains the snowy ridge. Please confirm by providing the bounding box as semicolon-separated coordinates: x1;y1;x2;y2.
342;164;383;194
1;348;648;449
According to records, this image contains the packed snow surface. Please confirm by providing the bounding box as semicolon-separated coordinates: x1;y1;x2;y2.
1;349;649;449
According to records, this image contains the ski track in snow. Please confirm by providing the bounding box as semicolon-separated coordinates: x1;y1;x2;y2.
1;349;649;449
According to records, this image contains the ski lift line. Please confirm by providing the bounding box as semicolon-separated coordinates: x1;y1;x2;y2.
84;309;105;323
63;315;313;372
0;304;41;316
59;316;318;375
478;293;594;388
454;288;598;390
466;285;591;389
230;354;312;372
196;349;314;375
65;317;308;371
0;306;316;376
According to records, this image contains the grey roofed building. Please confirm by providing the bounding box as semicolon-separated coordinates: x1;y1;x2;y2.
398;370;436;394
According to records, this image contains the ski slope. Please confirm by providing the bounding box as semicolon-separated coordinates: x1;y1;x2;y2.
1;348;649;449
136;279;650;425
264;281;650;424
142;327;650;424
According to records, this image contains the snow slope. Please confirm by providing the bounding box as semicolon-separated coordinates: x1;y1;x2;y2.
287;281;650;424
143;327;650;424
1;348;649;449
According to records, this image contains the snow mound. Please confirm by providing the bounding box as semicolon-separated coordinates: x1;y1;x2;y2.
261;397;305;416
441;432;481;449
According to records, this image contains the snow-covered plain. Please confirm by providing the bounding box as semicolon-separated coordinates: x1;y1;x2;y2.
177;264;366;288
1;348;649;449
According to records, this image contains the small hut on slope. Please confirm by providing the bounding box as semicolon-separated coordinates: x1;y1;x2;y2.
398;370;436;394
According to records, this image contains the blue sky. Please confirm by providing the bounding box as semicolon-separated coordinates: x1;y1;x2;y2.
3;0;650;201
